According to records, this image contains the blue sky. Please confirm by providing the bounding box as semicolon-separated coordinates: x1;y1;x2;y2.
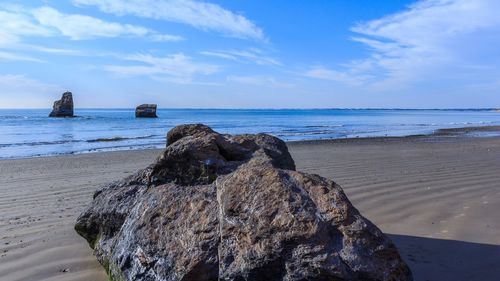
0;0;499;108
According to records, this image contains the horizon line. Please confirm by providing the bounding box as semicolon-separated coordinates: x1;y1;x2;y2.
0;107;499;111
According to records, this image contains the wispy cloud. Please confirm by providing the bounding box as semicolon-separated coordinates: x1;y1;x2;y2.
19;45;82;55
73;0;266;41
227;75;293;89
304;66;369;85
0;51;44;62
0;9;51;46
0;74;65;108
201;48;280;65
306;0;500;90
104;53;219;84
0;7;82;56
0;5;183;61
0;4;184;62
0;74;62;94
32;7;183;41
150;34;185;42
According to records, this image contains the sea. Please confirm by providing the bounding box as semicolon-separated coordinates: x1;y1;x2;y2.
1;108;499;159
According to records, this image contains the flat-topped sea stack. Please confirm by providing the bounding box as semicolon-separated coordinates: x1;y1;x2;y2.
49;91;74;117
75;124;412;281
135;104;157;118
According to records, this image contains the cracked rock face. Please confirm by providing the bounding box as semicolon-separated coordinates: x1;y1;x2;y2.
135;104;158;118
49;91;74;117
75;124;412;281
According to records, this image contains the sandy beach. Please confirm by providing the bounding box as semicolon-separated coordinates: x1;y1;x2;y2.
1;130;499;281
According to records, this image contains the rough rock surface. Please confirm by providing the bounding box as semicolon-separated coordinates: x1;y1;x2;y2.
49;91;74;117
135;104;158;118
75;124;413;281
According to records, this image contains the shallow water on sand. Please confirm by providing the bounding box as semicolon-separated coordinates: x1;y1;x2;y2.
1;108;499;158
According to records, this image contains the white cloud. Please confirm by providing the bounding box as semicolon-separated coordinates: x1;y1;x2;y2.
0;51;44;62
0;5;183;62
200;51;238;61
73;0;265;41
307;0;500;90
0;7;82;55
0;5;184;62
0;74;65;108
0;9;52;46
150;34;185;42
20;45;82;55
304;66;369;85
32;7;183;41
0;74;62;94
104;53;219;83
201;49;280;65
227;75;293;89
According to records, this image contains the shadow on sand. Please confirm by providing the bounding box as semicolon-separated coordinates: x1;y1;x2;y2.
389;234;500;281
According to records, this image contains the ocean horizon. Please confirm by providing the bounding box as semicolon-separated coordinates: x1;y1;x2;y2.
1;108;499;159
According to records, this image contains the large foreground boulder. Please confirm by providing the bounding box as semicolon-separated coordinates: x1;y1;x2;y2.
49;91;74;117
75;124;412;281
136;104;157;118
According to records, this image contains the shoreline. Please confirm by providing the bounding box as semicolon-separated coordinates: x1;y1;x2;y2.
289;125;500;145
1;125;500;161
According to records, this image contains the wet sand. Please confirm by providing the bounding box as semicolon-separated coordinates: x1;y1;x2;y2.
1;128;499;281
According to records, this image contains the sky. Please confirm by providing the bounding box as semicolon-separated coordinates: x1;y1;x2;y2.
0;0;499;108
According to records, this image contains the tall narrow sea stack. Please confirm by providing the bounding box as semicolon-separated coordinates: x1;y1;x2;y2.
49;91;74;117
75;124;413;281
135;104;157;118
